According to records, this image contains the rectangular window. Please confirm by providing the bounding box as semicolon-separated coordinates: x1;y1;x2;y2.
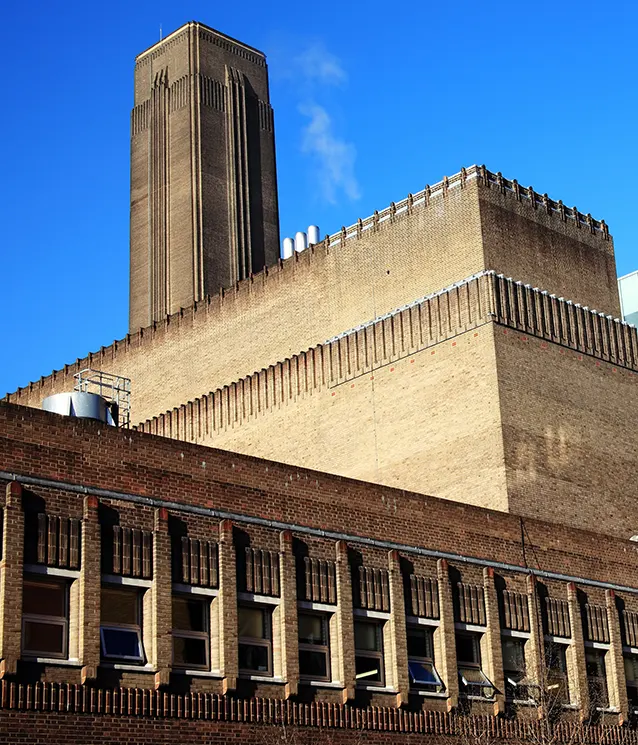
100;587;144;663
354;620;384;686
456;632;495;699
502;637;534;701
585;648;609;708
298;612;330;682
238;605;272;676
545;640;569;704
22;578;68;659
172;596;209;670
407;625;443;692
625;656;638;710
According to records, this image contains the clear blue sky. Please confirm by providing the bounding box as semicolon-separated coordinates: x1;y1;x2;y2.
1;0;636;398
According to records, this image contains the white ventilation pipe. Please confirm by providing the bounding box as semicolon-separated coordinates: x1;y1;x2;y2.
282;237;294;259
294;231;307;253
307;225;321;245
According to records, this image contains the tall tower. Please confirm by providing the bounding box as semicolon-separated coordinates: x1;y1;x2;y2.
129;22;280;331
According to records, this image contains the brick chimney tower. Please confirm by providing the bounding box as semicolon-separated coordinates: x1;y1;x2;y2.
129;21;280;331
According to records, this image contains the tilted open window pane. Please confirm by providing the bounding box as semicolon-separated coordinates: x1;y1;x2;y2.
100;627;144;661
459;666;495;699
409;660;443;690
407;626;443;691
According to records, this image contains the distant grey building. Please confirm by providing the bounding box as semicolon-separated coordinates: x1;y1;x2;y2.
619;270;638;325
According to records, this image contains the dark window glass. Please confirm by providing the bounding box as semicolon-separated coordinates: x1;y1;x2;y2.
238;605;272;676
239;642;270;673
172;597;206;632
22;578;68;659
354;620;384;686
23;620;65;656
101;627;143;660
298;613;330;681
23;582;65;617
173;636;208;668
545;641;569;703
586;648;608;708
300;649;328;679
456;632;480;664
407;626;434;659
238;606;267;639
101;588;139;626
354;621;381;652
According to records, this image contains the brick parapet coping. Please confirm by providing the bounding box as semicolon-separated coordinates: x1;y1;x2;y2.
135;271;638;441
0;681;633;742
3;165;611;406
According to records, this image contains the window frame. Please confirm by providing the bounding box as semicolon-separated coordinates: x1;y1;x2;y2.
624;655;638;711
456;631;495;700
544;639;570;704
21;577;69;660
585;646;609;709
298;611;331;683
406;624;443;692
171;594;210;671
502;636;537;702
354;619;385;688
100;585;145;664
238;604;273;677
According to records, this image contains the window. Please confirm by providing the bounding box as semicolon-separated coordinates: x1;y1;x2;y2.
298;613;330;681
585;648;609;708
545;641;569;704
172;596;209;670
456;632;495;699
407;625;443;692
100;587;144;663
625;656;638;710
354;620;384;686
502;637;534;701
22;578;68;659
238;605;272;675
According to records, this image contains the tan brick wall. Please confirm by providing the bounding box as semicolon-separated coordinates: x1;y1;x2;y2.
494;328;638;536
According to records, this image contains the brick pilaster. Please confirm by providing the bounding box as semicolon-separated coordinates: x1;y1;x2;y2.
335;540;355;702
218;519;238;693
566;582;589;718
152;507;171;689
525;574;543;695
483;567;505;714
605;589;628;721
387;550;409;706
437;559;458;710
0;482;23;678
79;495;100;683
279;530;298;698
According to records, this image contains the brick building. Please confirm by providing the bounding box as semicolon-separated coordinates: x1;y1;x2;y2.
1;19;638;745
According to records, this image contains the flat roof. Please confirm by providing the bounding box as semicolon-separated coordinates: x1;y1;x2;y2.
135;21;266;62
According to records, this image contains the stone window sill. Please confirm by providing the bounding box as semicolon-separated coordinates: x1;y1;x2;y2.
23;657;82;667
300;680;343;689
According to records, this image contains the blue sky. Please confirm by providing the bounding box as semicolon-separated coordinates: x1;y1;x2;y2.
1;0;636;398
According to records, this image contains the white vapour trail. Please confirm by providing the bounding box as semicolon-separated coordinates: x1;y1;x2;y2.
299;103;360;205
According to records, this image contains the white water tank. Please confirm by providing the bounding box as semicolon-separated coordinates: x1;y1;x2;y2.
282;237;294;259
307;225;321;245
294;232;307;253
42;391;118;426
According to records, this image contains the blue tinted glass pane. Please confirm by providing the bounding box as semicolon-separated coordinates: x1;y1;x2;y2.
409;660;437;684
101;627;142;659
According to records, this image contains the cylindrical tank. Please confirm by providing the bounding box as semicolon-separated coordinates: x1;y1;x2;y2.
307;225;321;245
282;237;294;259
42;391;117;426
294;231;307;253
